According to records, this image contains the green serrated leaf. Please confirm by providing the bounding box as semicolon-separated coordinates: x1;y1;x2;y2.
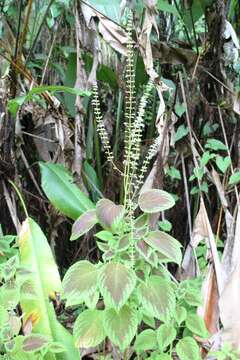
103;305;138;352
134;329;157;353
175;305;187;325
138;276;175;321
98;263;136;310
176;337;201;360
185;313;209;338
157;323;176;351
73;309;105;348
62;260;98;305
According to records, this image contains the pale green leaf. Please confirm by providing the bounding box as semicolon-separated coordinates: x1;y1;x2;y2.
103;305;138;352
185;313;209;338
175;305;187;325
175;337;201;360
98;263;136;310
134;329;157;353
73;309;105;348
157;323;176;351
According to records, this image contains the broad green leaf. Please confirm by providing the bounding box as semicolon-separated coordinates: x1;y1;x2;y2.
175;124;189;143
134;329;157;353
8;86;90;116
200;151;215;166
95;230;115;242
205;139;227;151
157;323;176;351
47;342;66;354
96;199;124;230
184;289;203;306
175;337;201;360
62;261;98;305
158;220;172;232
138;189;175;213
19;218;79;360
73;309;105;348
39;162;94;220
103;305;138;352
166;166;181;180
22;334;49;352
138;276;175;321
19;218;61;334
215;156;231;173
157;0;178;15
229;171;240;185
185;313;209;338
145;231;182;264
175;305;187;325
70;210;97;240
98;263;136;310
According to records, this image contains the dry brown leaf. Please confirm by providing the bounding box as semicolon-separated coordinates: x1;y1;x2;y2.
219;260;240;350
191;199;209;248
199;264;219;335
211;168;228;209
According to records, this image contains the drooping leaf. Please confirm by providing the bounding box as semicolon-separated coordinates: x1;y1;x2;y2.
138;276;175;321
19;218;62;334
39;162;94;220
138;189;175;213
98;263;136;310
103;305;138;352
145;231;182;264
185;313;209;338
62;261;98;305
22;334;49;352
19;218;79;360
8;86;90;116
157;323;177;351
175;337;201;360
134;329;157;353
96;199;124;230
73;309;105;348
70;210;97;240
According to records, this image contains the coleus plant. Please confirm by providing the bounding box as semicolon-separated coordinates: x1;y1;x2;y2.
62;189;209;359
40;11;209;360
